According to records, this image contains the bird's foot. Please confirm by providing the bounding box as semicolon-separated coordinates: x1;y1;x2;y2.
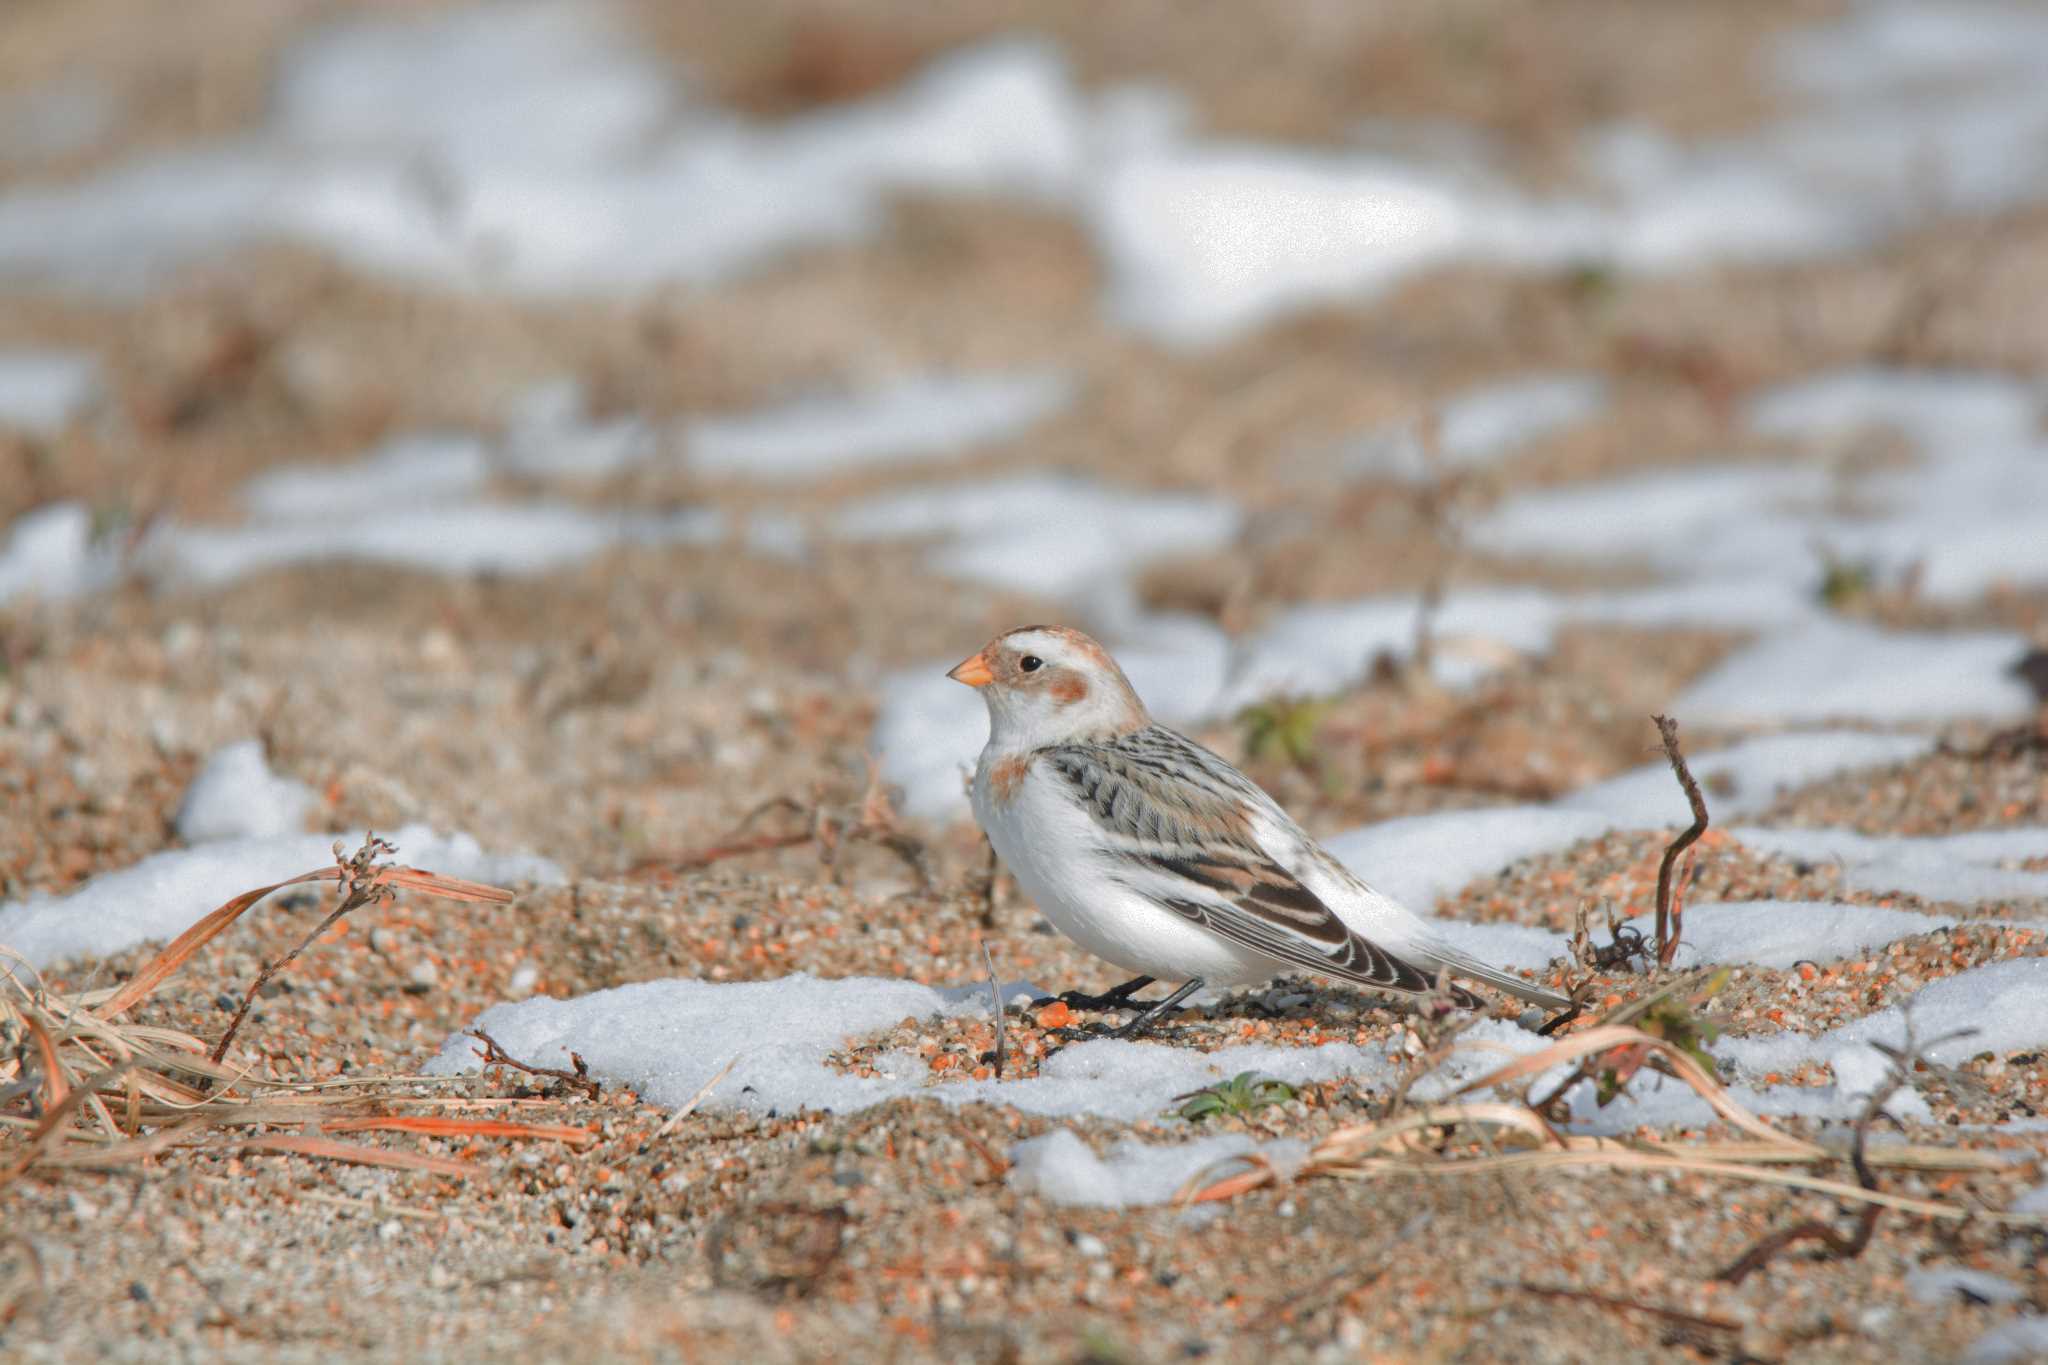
1030;975;1157;1014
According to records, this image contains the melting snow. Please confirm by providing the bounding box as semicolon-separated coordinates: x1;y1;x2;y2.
685;370;1076;482
173;741;316;843
1727;826;2048;903
423;972;1392;1123
834;472;1240;600
1561;731;1935;825
0;502;120;608
0;349;100;435
0;825;562;971
144;501;723;587
0;8;1084;298
1622;901;1956;970
1678;619;2035;725
1008;1129;1306;1209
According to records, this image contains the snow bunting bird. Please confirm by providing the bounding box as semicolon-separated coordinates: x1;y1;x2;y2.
950;625;1569;1038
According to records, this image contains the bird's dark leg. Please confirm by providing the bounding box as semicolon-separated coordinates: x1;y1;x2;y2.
1108;978;1205;1040
1033;975;1156;1013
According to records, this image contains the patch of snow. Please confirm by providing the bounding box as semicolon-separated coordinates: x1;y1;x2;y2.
1476;366;2048;605
1344;372;1608;480
871;665;993;823
1562;731;1935;825
1677;619;2035;725
0;12;1085;298
1719;958;2048;1099
835;472;1240;600
686;370;1076;482
1967;1317;2048;1365
0;350;101;436
1623;901;1955;970
173;741;316;843
1323;806;1619;914
425;971;1394;1122
143;501;721;587
500;378;656;480
0;824;562;970
241;433;491;517
1906;1267;2025;1307
1427;921;1569;974
742;511;809;562
1564;577;1820;632
1468;463;1832;576
1222;588;1564;707
0;502;119;607
1747;367;2040;450
1728;826;2048;903
1008;1129;1306;1208
1091;144;1481;344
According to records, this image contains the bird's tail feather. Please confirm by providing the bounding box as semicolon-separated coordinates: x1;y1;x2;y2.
1418;942;1571;1010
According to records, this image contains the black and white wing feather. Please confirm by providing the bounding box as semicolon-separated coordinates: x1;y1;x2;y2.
1042;727;1463;1001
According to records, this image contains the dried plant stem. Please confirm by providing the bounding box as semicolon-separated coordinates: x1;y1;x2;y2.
1509;1281;1742;1351
1714;1020;1974;1283
652;1054;739;1139
468;1030;599;1100
980;940;1008;1080
211;837;397;1066
1650;715;1708;967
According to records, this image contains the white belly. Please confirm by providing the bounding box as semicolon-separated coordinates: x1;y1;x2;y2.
973;754;1278;987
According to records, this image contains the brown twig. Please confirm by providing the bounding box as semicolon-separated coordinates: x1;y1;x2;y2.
667;830;815;872
1650;715;1708;968
1714;1019;1975;1284
1508;1281;1743;1351
211;836;398;1066
980;940;1007;1081
468;1029;600;1101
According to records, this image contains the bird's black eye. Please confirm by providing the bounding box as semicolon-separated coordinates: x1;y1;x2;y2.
1019;655;1043;672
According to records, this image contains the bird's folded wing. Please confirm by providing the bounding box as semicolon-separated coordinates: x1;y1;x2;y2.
1046;734;1443;995
1129;848;1440;995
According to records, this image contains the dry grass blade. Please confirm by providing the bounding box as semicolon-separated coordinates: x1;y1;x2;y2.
240;1135;474;1177
98;859;512;1022
94;869;338;1021
1183;1025;2044;1230
653;1055;739;1139
323;1117;597;1145
4;835;519;1186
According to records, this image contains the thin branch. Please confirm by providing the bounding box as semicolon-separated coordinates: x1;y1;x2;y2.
1508;1281;1743;1352
468;1030;599;1101
211;837;397;1066
1714;1019;1978;1283
1650;715;1708;968
980;940;1008;1081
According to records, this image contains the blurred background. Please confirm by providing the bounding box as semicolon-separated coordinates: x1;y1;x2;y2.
1;0;2045;869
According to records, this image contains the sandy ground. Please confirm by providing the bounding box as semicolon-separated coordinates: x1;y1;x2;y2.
4;2;2048;1361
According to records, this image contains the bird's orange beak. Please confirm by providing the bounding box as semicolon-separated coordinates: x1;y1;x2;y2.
947;650;995;688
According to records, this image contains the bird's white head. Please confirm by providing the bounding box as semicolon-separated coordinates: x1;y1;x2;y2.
947;625;1150;751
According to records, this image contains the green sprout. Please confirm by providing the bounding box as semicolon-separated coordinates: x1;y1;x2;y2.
1818;556;1875;609
1238;696;1330;769
1172;1071;1296;1122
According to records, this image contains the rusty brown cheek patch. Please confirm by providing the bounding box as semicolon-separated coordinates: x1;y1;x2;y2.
990;755;1031;803
1049;675;1089;705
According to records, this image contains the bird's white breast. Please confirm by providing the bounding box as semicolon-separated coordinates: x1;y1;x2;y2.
972;748;1278;985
